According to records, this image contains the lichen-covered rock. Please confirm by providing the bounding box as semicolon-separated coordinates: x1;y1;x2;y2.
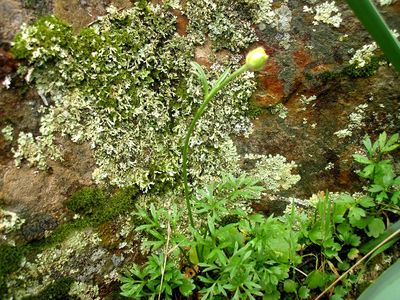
0;0;399;297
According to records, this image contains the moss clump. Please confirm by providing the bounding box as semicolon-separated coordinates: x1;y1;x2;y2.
344;56;383;78
317;70;340;82
33;187;138;249
246;102;264;119
66;187;105;216
23;277;76;300
0;244;25;275
90;187;138;225
0;244;27;294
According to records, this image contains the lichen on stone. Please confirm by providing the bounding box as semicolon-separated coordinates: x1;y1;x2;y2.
1;124;14;142
303;1;342;28
0;208;25;234
300;95;317;106
244;153;301;192
12;131;63;170
270;103;288;119
68;281;100;300
11;3;257;191
349;43;378;69
186;0;290;52
334;103;369;139
377;0;398;6
5;230;106;299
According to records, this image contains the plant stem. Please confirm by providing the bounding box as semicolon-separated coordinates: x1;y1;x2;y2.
346;0;400;72
182;64;249;229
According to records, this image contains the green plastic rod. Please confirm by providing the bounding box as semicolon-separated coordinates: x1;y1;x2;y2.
346;0;400;72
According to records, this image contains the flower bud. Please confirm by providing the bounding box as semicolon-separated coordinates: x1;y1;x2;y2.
245;47;268;71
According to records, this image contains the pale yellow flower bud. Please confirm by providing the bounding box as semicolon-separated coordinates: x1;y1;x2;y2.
245;47;269;71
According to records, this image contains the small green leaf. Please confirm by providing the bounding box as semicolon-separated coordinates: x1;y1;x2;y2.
391;191;399;205
363;136;372;154
189;246;199;265
179;279;195;296
350;216;372;229
378;132;387;150
367;218;385;238
283;279;298;293
368;184;384;193
348;207;366;222
298;286;310;299
382;144;399;153
353;154;372;165
360;164;375;178
385;133;399;147
347;248;359;260
190;61;209;96
306;270;330;289
376;191;388;202
358;196;375;208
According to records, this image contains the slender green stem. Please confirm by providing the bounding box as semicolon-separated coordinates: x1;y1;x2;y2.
346;0;400;72
182;64;249;229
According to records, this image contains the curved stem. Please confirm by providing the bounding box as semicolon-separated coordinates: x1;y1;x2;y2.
182;64;249;229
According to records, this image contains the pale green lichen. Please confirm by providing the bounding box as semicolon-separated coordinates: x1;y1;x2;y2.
349;43;378;69
347;30;398;75
1;125;14;142
12;4;256;190
300;95;317;106
186;0;290;52
303;1;342;28
2;75;11;89
334;103;368;139
5;230;105;299
0;209;25;234
244;154;301;192
12;131;62;170
68;281;100;300
377;0;397;6
270;103;288;119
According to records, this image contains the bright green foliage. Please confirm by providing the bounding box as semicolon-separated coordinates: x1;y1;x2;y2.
353;132;400;204
194;173;264;221
121;158;399;299
120;253;195;299
123;174;300;299
307;192;388;259
11;3;256;190
194;216;295;299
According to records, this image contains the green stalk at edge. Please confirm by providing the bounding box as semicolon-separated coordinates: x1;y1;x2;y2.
346;0;400;72
182;64;249;229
